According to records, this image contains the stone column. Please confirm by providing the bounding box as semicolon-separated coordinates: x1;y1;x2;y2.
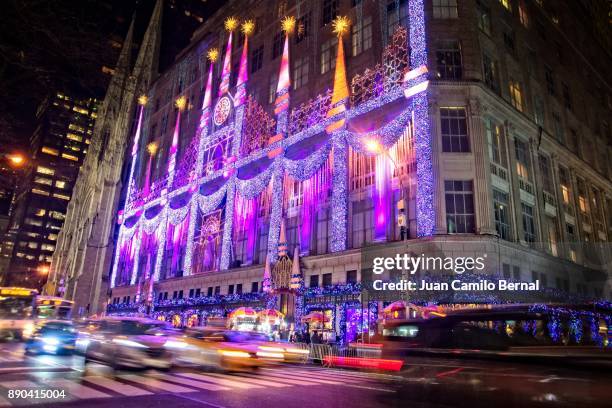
549;154;568;257
568;168;584;263
503;124;524;244
469;98;496;235
528;137;545;250
429;100;446;235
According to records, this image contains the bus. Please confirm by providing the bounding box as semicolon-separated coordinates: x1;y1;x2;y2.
0;288;74;340
0;287;38;340
35;296;74;320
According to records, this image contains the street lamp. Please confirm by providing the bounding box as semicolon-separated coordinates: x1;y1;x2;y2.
37;265;50;275
7;154;25;166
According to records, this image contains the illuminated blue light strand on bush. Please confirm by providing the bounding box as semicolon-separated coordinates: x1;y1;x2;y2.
589;316;602;346
569;312;583;343
547;310;561;343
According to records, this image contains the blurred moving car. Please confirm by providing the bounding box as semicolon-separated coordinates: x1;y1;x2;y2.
84;317;172;370
166;328;268;371
74;319;103;354
24;320;77;355
227;331;310;363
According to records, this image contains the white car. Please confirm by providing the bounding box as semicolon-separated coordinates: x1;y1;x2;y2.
84;317;172;370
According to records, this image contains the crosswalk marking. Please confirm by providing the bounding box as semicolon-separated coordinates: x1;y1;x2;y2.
0;380;39;388
149;373;230;391
46;379;110;400
0;357;23;363
239;372;326;386
258;370;342;385
176;372;263;389
118;374;196;393
282;368;376;382
0;366;379;405
83;376;153;396
205;372;290;388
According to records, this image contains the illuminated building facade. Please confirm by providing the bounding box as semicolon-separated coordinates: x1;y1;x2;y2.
3;93;97;289
104;0;610;339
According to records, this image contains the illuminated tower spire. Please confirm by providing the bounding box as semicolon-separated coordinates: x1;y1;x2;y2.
274;16;295;115
326;16;351;133
219;17;238;96
277;218;288;258
202;49;218;110
266;17;295;263
168;96;187;180
125;95;147;201
289;246;302;290
235;20;254;106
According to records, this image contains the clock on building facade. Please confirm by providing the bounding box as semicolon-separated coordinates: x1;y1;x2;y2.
213;96;232;127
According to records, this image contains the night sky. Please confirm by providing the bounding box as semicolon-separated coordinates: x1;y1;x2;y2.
0;0;225;148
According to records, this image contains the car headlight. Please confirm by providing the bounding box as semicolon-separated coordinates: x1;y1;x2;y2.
256;351;284;359
42;337;60;346
218;350;251;358
22;322;35;338
258;345;285;353
112;338;147;348
76;338;90;348
284;348;309;355
164;340;188;349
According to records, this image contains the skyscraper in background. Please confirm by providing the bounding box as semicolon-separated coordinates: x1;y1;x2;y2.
1;93;97;289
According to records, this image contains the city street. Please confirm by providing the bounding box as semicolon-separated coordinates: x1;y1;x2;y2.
0;343;609;408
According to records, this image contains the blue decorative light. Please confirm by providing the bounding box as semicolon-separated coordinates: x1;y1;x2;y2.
408;0;434;237
329;134;348;252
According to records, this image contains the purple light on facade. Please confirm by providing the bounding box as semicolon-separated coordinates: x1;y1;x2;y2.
117;235;137;286
374;154;391;240
300;158;331;254
300;178;313;255
167;213;189;277
234;192;257;264
140;230;158;280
